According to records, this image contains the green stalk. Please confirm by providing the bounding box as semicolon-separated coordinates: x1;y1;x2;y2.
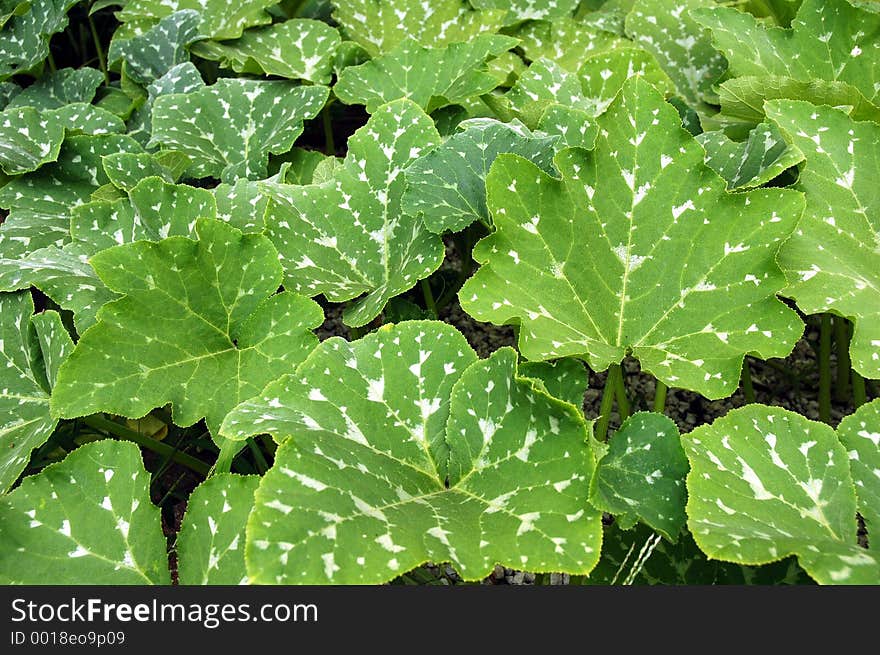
348;324;363;340
421;278;438;317
595;364;622;442
819;314;832;423
87;9;110;85
322;104;335;156
82;414;210;477
246;437;270;475
834;316;851;403
653;380;668;413
852;371;867;409
741;359;756;404
46;50;57;74
614;366;630;421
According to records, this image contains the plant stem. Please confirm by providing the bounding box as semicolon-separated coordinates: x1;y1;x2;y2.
82;414;210;477
348;324;363;340
421;278;437;317
818;314;832;423
595;364;622;442
653;380;667;413
852;371;867;409
741;359;755;404
834;316;851;403
46;50;57;74
614;365;630;421
322;104;335;156
246;437;270;474
87;9;110;85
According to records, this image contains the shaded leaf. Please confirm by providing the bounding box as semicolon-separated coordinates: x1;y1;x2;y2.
6;67;103;110
517;358;588;409
0;106;64;175
108;9;201;85
514;16;625;72
837;400;880;550
0;0;79;81
126;61;204;147
472;0;578;22
119;0;277;40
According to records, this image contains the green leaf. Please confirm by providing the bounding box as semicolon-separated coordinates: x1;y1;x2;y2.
625;0;727;107
692;0;880;107
579;46;676;116
684;404;878;585
0;1;30;30
471;0;578;22
518;358;588;409
119;0;277;40
261;98;443;328
696;122;804;190
108;9;202;85
51;103;126;136
6;67;103;110
535;104;599;150
150;79;328;183
126;62;204;147
506;58;588;124
0;293;73;492
102;152;177;191
0;106;64;175
331;0;506;56
334;35;517;114
0;134;143;260
220;322;601;584
589;412;687;541
837;400;880;550
50;219;324;441
191;19;341;85
460;79;804;399
403;118;558;234
176;474;258;584
0;440;169;583
0;0;79;81
764;100;880;379
513;17;625;72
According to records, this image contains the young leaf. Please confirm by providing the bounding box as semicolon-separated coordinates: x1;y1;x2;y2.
150;79;328;183
118;0;277;40
0;440;169;584
0;0;79;81
261;98;443;328
403;118;559;234
0;293;73;492
191;19;341;85
334;35;518;114
50;219;324;440
108;9;202;85
518;358;588;409
625;0;727;107
220;322;601;584
0;106;64;175
589;412;687;541
837;400;880;549
471;0;578;22
6;67;103;110
514;17;625;72
460;79;804;399
332;0;506;57
684;405;879;585
579;47;676;116
692;0;880;107
764;100;880;378
176;474;258;585
697;122;804;191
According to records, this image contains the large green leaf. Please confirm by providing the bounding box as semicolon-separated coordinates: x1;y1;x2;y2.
579;47;675;116
625;0;727;107
331;0;506;56
261;98;443;328
837;400;880;549
220;322;601;584
176;474;258;584
513;17;625;72
697;122;804;190
403;118;558;234
471;0;578;22
334;35;517;114
118;0;277;40
0;440;169;583
6;67;103;110
692;0;880;106
52;103;126;136
765;100;880;378
150;79;328;183
126;61;204;147
108;9;201;85
590;412;687;541
191;19;341;85
0;0;79;81
684;404;879;585
50;219;323;441
460;79;804;399
0;106;64;175
0;293;73;492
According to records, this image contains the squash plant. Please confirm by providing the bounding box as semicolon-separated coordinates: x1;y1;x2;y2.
0;0;877;586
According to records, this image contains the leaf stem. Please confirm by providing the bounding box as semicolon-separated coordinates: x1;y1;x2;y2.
614;365;630;421
46;50;57;74
420;278;437;318
819;314;832;423
82;414;210;477
87;8;110;85
852;371;867;409
741;358;755;404
595;364;622;442
653;380;667;413
246;437;270;474
833;316;851;403
322;103;335;156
